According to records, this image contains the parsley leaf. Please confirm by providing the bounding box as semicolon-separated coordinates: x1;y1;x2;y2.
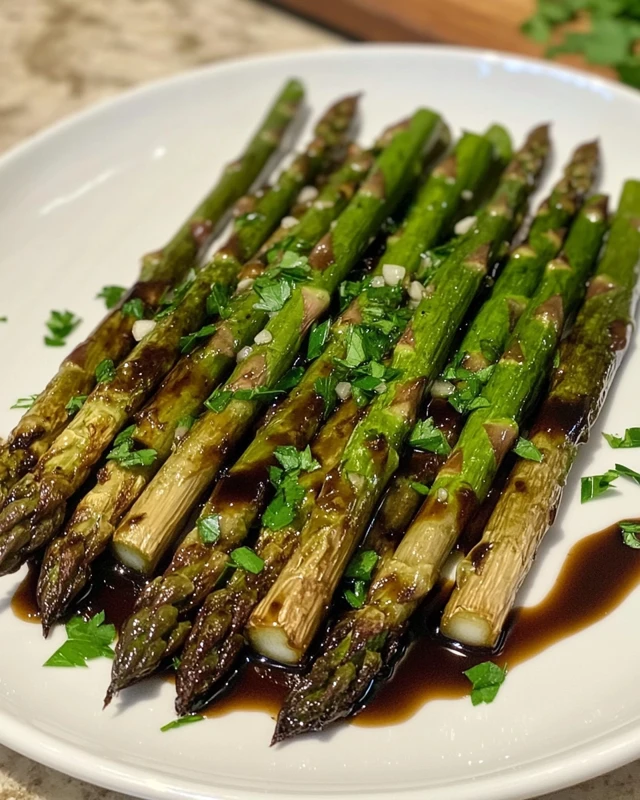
409;418;452;455
179;324;217;354
253;279;292;313
44;611;116;667
603;427;640;449
65;395;88;416
463;661;507;706
344;580;367;609
581;469;619;503
229;546;264;574
262;446;319;531
44;309;82;347
410;480;431;495
96;286;126;309
95;359;116;383
207;283;232;319
621;521;640;549
121;298;146;319
314;375;338;418
155;278;193;320
274;366;305;392
614;462;640;485
513;437;543;462
11;394;39;410
307;319;332;360
205;389;233;413
197;514;222;545
106;425;157;469
345;550;379;581
160;714;204;732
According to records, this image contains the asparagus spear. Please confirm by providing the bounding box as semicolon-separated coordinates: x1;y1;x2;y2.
0;79;304;505
364;140;600;559
247;126;550;668
176;398;363;714
104;108;446;703
166;128;504;711
273;192;608;742
0;96;357;577
36;143;366;633
441;183;640;648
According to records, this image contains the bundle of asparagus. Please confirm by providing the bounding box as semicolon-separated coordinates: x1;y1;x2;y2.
2;82;639;747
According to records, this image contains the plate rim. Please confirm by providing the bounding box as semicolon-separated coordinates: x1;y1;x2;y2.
2;41;640;800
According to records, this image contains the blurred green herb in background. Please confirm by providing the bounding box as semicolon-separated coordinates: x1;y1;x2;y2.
522;0;640;88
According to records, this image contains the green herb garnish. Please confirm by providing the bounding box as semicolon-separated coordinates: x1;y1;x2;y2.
96;285;126;309
160;714;204;732
65;395;88;416
409;418;451;456
95;359;116;383
307;319;331;360
121;298;146;319
463;661;507;705
603;428;640;449
197;514;222;545
106;425;157;469
179;324;217;354
581;469;619;503
513;437;543;462
522;0;640;89
11;394;39;410
621;521;640;549
229;546;264;574
45;310;82;347
410;480;430;495
44;611;116;667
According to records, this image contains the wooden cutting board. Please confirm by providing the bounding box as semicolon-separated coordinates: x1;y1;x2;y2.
269;0;613;78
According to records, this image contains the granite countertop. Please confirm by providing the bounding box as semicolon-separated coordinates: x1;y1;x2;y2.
1;1;639;798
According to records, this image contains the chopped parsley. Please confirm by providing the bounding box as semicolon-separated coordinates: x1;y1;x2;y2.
179;324;217;354
262;445;320;531
160;714;204;732
229;546;264;574
44;611;116;667
96;285;126;309
443;364;495;414
513;437;543;462
65;395;88;416
620;521;640;549
307;319;332;360
580;469;619;503
410;480;431;495
121;298;146;319
252;251;311;313
11;394;39;410
344;581;367;609
343;550;379;608
106;425;157;469
197;514;222;545
155;278;193;320
44;309;82;347
314;375;338;418
207;283;232;319
603;427;640;449
409;418;451;456
522;0;640;89
463;661;507;706
95;358;116;384
614;462;640;485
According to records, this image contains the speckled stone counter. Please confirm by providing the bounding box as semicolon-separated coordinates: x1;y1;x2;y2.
0;1;639;798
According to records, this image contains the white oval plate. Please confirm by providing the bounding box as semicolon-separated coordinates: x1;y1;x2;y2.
1;44;640;800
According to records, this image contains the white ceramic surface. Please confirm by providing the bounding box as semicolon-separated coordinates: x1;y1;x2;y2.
1;44;640;800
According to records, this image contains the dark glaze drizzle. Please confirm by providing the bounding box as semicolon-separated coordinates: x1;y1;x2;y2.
11;519;640;726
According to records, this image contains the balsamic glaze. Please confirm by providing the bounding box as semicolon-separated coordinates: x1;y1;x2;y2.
11;519;640;726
